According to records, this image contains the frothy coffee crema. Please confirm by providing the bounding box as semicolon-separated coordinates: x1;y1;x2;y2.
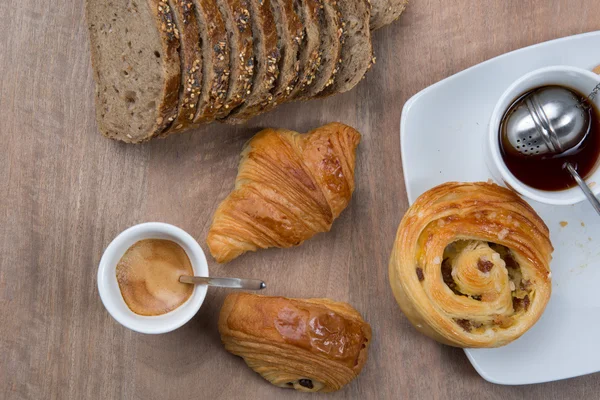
116;239;194;316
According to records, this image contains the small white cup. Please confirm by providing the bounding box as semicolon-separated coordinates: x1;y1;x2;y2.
97;222;209;334
486;65;600;205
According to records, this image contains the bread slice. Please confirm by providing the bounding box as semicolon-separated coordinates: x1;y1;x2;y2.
224;0;280;123
87;0;181;143
317;0;373;97
370;0;408;31
164;0;203;133
286;0;323;100
294;0;342;99
191;0;230;122
257;0;303;113
215;0;255;117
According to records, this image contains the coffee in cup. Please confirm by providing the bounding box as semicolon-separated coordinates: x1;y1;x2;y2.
116;239;194;316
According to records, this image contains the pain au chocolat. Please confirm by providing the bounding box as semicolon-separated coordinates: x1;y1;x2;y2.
389;182;553;348
218;293;371;392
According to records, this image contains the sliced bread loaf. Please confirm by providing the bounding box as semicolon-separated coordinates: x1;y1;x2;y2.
191;0;230;122
215;0;255;117
164;0;203;133
286;0;323;100
294;0;342;99
257;0;303;113
224;0;280;123
87;0;181;143
317;0;373;97
370;0;408;31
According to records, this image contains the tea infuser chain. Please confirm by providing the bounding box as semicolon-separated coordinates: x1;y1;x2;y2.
577;82;600;110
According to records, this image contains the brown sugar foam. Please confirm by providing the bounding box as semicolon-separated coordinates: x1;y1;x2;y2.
116;239;194;316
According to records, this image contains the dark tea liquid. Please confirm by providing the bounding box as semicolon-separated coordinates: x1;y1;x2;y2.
500;85;600;191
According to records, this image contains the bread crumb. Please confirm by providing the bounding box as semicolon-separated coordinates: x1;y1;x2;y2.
590;182;596;188
548;272;552;279
581;221;585;227
593;65;600;74
509;281;516;291
433;256;441;264
560;221;568;227
437;219;446;227
498;228;509;240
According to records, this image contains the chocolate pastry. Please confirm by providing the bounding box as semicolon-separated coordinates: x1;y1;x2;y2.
218;293;372;392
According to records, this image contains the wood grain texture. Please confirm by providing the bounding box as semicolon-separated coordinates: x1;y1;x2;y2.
1;0;599;399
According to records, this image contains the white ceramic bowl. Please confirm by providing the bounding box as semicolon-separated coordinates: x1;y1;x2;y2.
97;222;209;334
486;65;600;205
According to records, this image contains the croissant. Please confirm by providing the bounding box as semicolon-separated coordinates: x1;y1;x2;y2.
218;293;372;393
207;123;361;263
389;182;553;348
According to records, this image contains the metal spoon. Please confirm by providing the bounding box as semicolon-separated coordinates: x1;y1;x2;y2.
564;163;600;214
502;85;600;215
180;275;266;290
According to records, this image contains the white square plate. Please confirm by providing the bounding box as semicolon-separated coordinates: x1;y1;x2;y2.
400;31;600;385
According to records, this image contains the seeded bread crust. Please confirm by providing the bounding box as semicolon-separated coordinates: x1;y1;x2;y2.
87;0;181;143
225;0;280;123
192;0;230;121
296;0;343;99
164;0;203;133
317;0;372;97
370;0;408;30
286;0;323;100
216;0;255;117
151;0;183;134
257;0;303;113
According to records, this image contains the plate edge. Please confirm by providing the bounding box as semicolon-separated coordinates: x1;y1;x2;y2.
399;30;600;385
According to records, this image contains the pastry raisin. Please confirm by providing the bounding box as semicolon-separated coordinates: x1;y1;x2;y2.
455;319;471;332
441;259;456;291
299;379;314;389
503;251;519;269
477;259;494;272
416;267;424;281
513;295;531;312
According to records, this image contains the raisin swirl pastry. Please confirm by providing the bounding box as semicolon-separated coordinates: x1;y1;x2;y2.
218;293;371;392
389;182;553;348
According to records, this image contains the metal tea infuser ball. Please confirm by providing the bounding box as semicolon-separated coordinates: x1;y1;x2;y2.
502;85;600;214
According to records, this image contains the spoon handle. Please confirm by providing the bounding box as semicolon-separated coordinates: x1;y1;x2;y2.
179;275;266;290
565;162;600;216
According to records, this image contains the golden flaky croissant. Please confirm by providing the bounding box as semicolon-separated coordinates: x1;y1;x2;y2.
389;182;553;348
218;293;372;392
207;123;361;263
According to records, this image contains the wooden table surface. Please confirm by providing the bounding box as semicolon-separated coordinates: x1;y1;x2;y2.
2;0;600;398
